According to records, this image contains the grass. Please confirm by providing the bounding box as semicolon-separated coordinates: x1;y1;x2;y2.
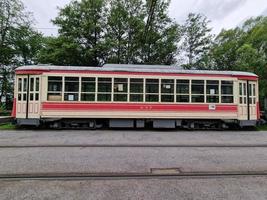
257;124;267;131
0;123;16;130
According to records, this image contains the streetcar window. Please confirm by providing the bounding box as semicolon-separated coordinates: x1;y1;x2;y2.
206;80;219;95
176;80;189;94
114;78;128;102
176;95;189;102
81;77;95;92
249;84;252;96
192;95;204;103
221;81;233;103
18;93;22;101
161;95;174;102
36;78;39;92
176;80;189;103
130;94;143;102
30;93;34;101
47;76;62;101
130;79;143;93
146;94;159;102
130;79;143;102
191;80;204;103
97;93;111;101
64;77;79;101
206;96;219;103
191;80;204;94
35;93;39;101
98;78;112;92
65;77;79;92
114;78;128;93
161;79;174;102
97;78;112;101
18;78;22;92
81;93;95;101
206;80;219;103
145;79;159;102
146;79;159;93
81;77;95;101
64;93;78;101
221;96;233;103
30;78;34;92
114;93;127;101
48;77;62;92
23;93;27;101
23;78;27;92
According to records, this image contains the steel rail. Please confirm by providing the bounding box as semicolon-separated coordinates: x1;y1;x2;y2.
1;144;267;148
1;171;267;181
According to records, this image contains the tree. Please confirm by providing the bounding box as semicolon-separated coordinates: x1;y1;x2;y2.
180;13;213;69
210;16;267;107
11;25;43;65
0;0;25;65
52;0;108;66
141;0;180;65
37;36;84;66
210;28;245;70
106;0;145;64
0;0;42;108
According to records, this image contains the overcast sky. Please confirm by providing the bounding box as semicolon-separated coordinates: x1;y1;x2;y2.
22;0;267;36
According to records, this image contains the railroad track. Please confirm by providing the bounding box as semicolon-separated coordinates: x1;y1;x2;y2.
1;171;267;181
1;144;267;148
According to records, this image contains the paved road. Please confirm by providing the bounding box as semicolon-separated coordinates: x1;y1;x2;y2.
1;177;267;200
0;130;267;146
1;147;267;174
0;130;267;199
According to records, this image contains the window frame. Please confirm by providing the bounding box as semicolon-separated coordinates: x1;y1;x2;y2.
221;80;234;104
47;76;63;101
129;78;144;102
64;76;79;101
81;77;96;102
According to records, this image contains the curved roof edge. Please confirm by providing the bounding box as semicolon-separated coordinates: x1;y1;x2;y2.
15;64;258;77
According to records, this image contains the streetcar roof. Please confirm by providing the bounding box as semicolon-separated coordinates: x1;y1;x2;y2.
15;64;258;77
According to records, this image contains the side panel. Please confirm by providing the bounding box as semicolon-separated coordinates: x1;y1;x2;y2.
41;102;238;119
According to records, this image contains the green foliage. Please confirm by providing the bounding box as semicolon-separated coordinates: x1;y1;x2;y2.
0;123;16;130
106;0;145;64
0;0;42;108
37;36;84;65
210;16;267;106
257;124;267;131
39;0;180;66
141;0;180;65
52;0;109;66
180;13;213;69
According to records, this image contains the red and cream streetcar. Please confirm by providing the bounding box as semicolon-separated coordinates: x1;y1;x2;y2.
12;64;260;129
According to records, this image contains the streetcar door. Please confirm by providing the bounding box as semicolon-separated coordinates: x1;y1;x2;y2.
248;81;257;120
238;80;257;121
27;76;40;119
16;76;28;118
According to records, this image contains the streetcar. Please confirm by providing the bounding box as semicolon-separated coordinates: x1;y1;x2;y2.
12;64;260;129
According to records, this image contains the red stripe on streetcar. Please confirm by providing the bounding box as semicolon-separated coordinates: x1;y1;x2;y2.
41;102;237;112
11;98;16;118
